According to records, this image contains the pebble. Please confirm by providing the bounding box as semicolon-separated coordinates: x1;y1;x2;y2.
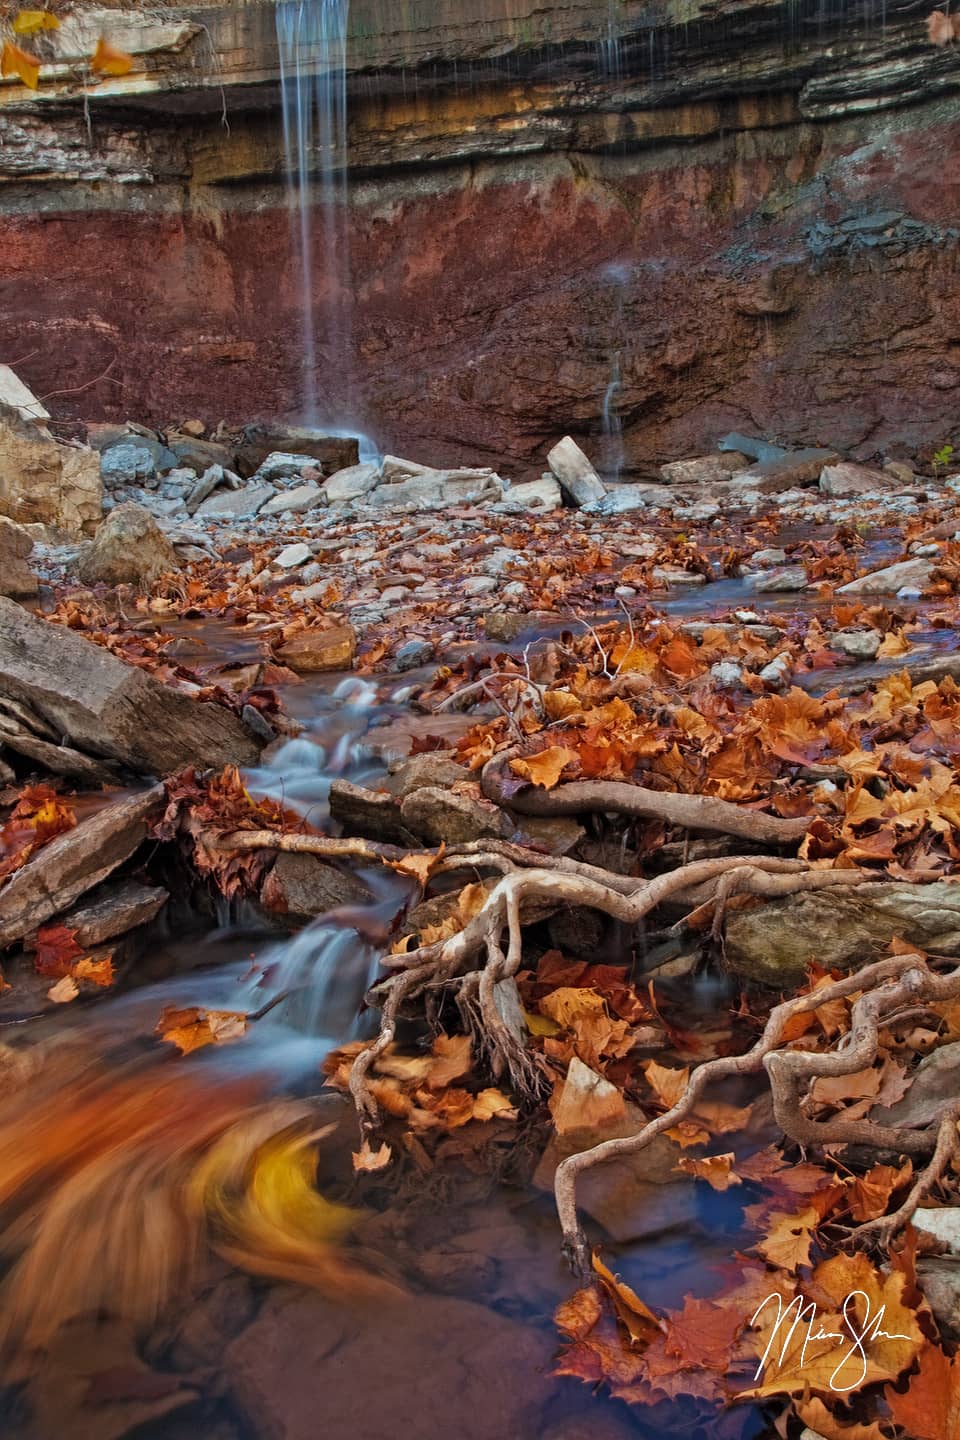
463;575;498;596
711;661;744;688
396;638;436;671
830;628;882;660
274;542;312;569
759;652;794;687
754;565;808;592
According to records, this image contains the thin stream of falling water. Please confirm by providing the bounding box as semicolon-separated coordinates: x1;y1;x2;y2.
277;0;352;428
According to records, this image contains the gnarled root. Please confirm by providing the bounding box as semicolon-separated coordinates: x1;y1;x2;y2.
347;852;873;1146
554;951;960;1269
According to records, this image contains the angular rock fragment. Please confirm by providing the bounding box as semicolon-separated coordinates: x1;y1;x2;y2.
324;462;380;503
0;788;163;949
547;436;606;506
195;483;276;519
732;448;839;492
0;407;102;536
0;599;263;774
34;878;168;949
400;785;511;844
838;557;934;595
819;462;890;496
0;516;38;598
276;625;356;674
724;881;960;986
328;778;412;844
499;475;562;510
659;453;748;484
234;426;358;478
260;852;371;921
77;502;180;586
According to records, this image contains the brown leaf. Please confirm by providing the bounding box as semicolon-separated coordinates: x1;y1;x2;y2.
885;1341;960;1439
676;1152;742;1191
643;1059;689;1110
352;1140;392;1173
47;975;79;1004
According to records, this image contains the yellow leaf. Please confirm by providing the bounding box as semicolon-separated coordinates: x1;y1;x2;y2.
1;39;40;88
524;1007;561;1037
13;10;59;33
47;974;78;1003
426;1033;473;1089
471;1088;517;1122
510;745;579;790
352;1139;392;1173
90;36;133;76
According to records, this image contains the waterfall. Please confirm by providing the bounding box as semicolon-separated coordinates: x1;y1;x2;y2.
277;0;352;427
601;352;624;484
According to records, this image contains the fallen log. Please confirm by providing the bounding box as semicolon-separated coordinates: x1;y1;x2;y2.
0;599;263;775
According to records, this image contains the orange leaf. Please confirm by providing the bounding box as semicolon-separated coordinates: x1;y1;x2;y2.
755;1205;820;1273
592;1252;663;1344
13;10;60;34
1;39;40;88
676;1152;742;1191
510;745;578;790
885;1342;960;1440
642;1059;689;1110
72;955;115;989
90;36;134;76
156;1005;248;1054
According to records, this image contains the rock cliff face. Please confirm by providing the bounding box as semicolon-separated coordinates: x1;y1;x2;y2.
2;0;959;474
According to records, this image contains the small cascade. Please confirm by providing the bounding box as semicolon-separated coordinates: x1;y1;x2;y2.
600;0;623;78
276;0;352;427
601;351;624;483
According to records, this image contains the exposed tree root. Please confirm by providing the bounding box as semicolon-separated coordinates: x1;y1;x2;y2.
554;951;960;1270
481;752;811;845
342;853;873;1144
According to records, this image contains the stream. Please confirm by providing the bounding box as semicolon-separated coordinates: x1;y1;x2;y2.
0;609;779;1440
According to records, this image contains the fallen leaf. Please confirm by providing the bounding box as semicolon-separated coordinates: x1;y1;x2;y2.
593;1252;663;1344
157;1005;248;1055
13;10;60;33
885;1341;960;1440
352;1140;392;1173
510;745;579;790
1;39;40;88
676;1152;742;1191
643;1059;690;1110
47;975;79;1004
90;36;134;76
755;1205;820;1273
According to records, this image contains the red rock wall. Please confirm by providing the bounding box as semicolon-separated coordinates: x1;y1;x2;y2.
4;103;960;476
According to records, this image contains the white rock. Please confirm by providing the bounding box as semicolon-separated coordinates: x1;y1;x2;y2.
252;452;316;484
820;462;890;496
754;566;808;592
914;1207;960;1253
463;575;497;596
260;483;325;517
830;628;882;660
195;484;275;519
711;661;744;687
652;567;707;587
759;652;793;687
273;542;312;570
500;476;562;511
0;365;49;423
324;462;380;503
547;436;606;506
838;557;934;596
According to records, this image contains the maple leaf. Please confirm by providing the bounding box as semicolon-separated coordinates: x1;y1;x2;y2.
886;1341;960;1439
157;1005;248;1055
847;1160;912;1223
13;10;59;33
642;1059;689;1109
424;1033;473;1089
661;1293;745;1371
755;1205;820;1272
592;1252;663;1344
388;844;445;886
928;9;960;45
73;955;116;989
676;1152;742;1191
33;923;83;978
471;1087;517;1121
509;745;578;790
352;1140;392;1173
90;37;134;76
539;987;632;1070
794;1397;889;1440
1;39;40;88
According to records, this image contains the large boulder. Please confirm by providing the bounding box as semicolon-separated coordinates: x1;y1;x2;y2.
0;408;101;536
0;516;38;597
77;503;180;587
0;597;263;776
547;436;606;506
724;882;960;986
234;425;358;479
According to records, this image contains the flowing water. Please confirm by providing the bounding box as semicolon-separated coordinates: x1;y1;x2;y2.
277;0;353;429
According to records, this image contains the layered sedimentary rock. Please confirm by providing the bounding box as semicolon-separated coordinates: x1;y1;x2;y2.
1;0;959;475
